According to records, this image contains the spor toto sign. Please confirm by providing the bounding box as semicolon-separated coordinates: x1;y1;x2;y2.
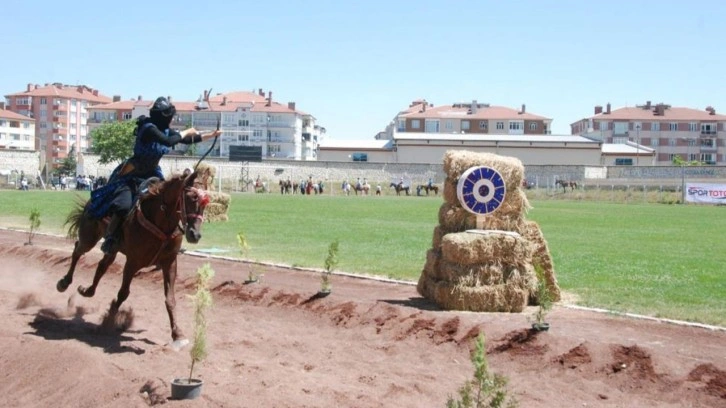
686;183;726;204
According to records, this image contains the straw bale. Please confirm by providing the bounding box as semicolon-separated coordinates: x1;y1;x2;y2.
440;231;532;266
442;150;524;191
208;191;231;206
421;249;443;280
438;260;535;286
437;202;477;233
417;276;528;312
204;203;229;222
521;220;561;302
431;226;445;249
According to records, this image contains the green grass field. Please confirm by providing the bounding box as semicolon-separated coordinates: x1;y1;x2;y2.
1;189;724;326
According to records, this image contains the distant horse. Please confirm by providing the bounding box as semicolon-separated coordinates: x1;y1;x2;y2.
56;172;210;342
555;179;578;192
353;182;370;196
279;179;293;194
390;182;410;196
417;184;439;196
342;181;351;196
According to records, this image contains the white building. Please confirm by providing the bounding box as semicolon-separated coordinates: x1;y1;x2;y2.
0;104;35;150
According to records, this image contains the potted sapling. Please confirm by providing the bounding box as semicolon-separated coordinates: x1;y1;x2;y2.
531;264;553;332
319;239;339;296
237;232;259;283
171;263;214;400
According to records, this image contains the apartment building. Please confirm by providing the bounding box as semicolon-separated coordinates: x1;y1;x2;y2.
571;102;726;165
380;99;553;139
88;89;325;161
4;83;112;168
0;104;35;150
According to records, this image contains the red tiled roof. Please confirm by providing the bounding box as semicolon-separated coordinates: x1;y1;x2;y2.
89;100;151;110
400;103;550;121
5;83;112;104
208;91;267;104
0;109;34;121
586;106;726;121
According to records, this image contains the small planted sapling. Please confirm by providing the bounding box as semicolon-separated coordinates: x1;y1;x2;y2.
320;239;339;294
26;208;41;246
237;231;259;283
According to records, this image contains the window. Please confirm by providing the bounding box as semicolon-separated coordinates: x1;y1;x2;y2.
445;120;453;130
508;122;522;130
650;138;659;147
700;138;715;148
0;120;5;127
700;153;715;164
701;123;715;134
669;138;676;146
16;98;30;105
351;153;368;162
669;123;678;131
239;119;249;127
253;129;263;139
652;122;660;131
496;122;504;130
397;119;406;132
40;98;47;105
529;122;538;131
424;120;439;133
688;122;698;131
615;158;633;165
238;134;249;142
123;112;132;120
613;122;628;134
39;122;47;129
40;109;47;118
411;119;420;129
613;137;629;144
599;121;608;131
461;120;470;130
479;121;487;129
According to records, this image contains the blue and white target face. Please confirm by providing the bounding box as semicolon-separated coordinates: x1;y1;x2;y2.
456;166;506;215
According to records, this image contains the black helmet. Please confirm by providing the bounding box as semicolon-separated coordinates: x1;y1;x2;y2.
150;97;176;117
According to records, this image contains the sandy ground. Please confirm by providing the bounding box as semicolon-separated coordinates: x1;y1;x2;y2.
0;228;724;408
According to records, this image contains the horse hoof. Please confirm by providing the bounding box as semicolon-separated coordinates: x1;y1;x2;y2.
77;285;95;298
169;338;189;351
57;279;69;292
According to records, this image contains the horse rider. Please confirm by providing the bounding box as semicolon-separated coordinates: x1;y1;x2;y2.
88;96;221;255
427;178;434;189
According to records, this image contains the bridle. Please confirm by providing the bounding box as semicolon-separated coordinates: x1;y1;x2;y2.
134;180;210;264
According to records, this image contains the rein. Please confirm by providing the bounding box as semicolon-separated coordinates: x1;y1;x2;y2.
134;184;208;265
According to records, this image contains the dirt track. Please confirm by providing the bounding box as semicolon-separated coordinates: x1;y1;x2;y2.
0;229;724;407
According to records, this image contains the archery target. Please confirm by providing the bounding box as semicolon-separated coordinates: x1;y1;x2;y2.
456;166;507;215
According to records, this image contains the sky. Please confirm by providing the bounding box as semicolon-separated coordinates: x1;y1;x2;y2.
2;0;725;139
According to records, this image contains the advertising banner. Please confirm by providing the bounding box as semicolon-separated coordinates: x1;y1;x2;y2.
685;183;726;204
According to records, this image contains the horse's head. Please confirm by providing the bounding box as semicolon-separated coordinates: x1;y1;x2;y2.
181;172;210;244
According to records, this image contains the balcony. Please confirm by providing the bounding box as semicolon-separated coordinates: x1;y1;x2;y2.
700;129;717;136
52;116;68;123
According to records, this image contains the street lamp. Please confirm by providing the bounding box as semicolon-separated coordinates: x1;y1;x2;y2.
635;124;641;166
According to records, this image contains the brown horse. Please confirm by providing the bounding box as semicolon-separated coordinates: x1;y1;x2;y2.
56;171;210;343
390;182;410;196
353;182;370;195
417;184;439;196
555;179;578;192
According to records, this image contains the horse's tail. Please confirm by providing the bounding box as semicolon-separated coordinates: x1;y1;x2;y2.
64;196;89;239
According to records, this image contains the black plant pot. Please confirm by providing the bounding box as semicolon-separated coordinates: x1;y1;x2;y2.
171;378;203;400
531;322;550;332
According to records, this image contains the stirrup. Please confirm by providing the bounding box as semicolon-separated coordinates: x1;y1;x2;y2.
101;237;117;255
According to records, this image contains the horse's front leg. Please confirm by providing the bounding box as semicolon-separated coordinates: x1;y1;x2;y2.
77;252;117;297
162;257;184;342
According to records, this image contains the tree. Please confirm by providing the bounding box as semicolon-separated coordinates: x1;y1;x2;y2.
56;145;77;175
89;120;137;165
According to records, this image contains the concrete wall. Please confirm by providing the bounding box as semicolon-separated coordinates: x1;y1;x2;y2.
3;150;726;192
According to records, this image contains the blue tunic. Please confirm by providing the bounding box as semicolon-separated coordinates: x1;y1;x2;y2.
87;122;171;219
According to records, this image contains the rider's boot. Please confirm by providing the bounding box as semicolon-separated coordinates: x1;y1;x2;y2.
101;212;124;255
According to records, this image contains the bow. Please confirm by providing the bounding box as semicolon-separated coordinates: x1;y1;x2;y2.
194;87;220;171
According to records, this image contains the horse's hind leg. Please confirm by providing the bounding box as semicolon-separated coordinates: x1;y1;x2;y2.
77;252;117;297
57;239;96;292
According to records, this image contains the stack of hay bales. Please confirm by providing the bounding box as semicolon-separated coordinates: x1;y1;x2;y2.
194;163;230;223
417;150;560;313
